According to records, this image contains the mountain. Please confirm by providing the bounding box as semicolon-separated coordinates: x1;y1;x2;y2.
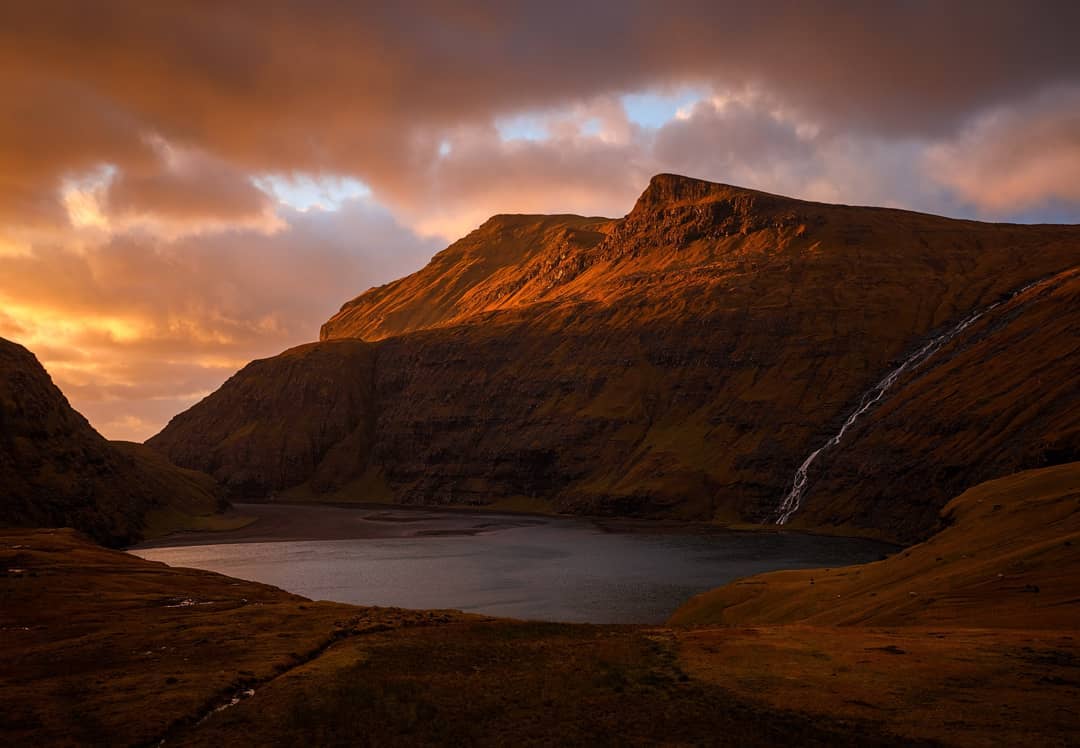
321;213;614;341
150;175;1080;542
148;339;377;499
0;337;224;546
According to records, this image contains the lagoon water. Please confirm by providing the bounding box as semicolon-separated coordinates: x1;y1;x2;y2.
134;505;890;624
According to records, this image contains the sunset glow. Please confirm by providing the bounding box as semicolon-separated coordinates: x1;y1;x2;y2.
2;2;1079;440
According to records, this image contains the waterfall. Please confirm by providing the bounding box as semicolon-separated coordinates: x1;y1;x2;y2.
773;278;1045;525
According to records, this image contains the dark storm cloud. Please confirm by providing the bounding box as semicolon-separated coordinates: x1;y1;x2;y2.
2;1;1077;219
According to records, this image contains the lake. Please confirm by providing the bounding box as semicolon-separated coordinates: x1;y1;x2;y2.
132;503;891;624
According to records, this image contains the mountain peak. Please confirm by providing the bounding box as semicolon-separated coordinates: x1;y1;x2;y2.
636;173;784;208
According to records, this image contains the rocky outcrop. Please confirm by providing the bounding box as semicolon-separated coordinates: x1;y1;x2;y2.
0;337;223;546
151;175;1080;541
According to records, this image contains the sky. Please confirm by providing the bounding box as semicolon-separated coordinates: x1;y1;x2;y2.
2;1;1079;441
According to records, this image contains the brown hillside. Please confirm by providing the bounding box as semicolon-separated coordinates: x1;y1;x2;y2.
152;175;1080;539
0;337;223;546
322;214;613;341
2;527;915;747
794;268;1080;538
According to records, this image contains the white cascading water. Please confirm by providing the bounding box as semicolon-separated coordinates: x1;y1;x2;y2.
773;278;1045;525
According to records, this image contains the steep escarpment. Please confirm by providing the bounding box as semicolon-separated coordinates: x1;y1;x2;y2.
0;338;223;546
149;339;377;498
153;175;1080;540
792;268;1080;539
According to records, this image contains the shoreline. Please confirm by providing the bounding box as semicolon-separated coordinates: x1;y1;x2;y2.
129;501;559;549
131;500;901;552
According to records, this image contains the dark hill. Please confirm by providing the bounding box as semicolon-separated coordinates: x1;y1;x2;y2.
0;337;223;546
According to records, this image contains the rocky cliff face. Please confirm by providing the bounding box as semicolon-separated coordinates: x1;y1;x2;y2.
0;338;223;546
150;175;1080;542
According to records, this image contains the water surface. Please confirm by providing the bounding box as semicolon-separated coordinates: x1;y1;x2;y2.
134;505;890;624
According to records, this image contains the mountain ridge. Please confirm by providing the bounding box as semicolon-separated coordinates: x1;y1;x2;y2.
322;173;1076;344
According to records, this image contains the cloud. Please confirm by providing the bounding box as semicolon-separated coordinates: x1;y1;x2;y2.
0;197;439;440
925;87;1080;215
387;92;960;238
104;140;279;230
399;124;652;238
652;94;820;192
1;1;1079;439
2;1;1079;230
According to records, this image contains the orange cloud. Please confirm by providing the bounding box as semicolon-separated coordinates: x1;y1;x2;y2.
1;198;438;440
1;1;1078;440
926;87;1080;213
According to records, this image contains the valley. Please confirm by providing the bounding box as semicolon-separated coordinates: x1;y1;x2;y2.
131;504;890;624
2;174;1078;746
6;7;1080;745
2;462;1077;746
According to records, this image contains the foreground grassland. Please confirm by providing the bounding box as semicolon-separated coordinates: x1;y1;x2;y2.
2;463;1077;746
1;529;899;746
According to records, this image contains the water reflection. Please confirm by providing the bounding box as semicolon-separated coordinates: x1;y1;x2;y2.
134;511;889;624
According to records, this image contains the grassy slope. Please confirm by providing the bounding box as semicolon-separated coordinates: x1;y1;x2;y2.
675;625;1079;747
109;441;251;539
0;528;473;745
664;463;1080;745
671;462;1080;628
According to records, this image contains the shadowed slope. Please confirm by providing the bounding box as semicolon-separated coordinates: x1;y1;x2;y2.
149;340;377;499
0;338;223;546
793;268;1080;537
